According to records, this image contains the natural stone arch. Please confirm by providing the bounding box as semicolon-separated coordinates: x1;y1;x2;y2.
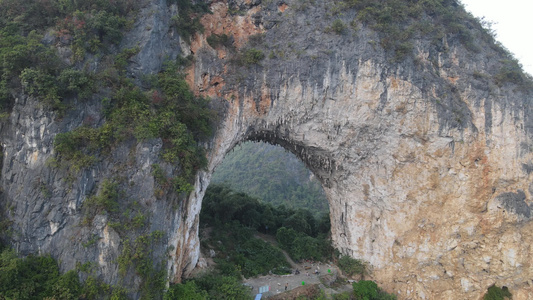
167;2;533;295
0;0;531;299
172;53;533;298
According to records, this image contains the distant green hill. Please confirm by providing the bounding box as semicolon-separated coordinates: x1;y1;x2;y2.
211;142;328;215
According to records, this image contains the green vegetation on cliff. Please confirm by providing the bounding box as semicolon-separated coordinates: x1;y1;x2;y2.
51;58;214;192
352;280;397;300
0;0;136;111
212;142;329;216
0;247;128;299
331;0;532;88
0;0;215;297
483;285;512;300
0;0;214;191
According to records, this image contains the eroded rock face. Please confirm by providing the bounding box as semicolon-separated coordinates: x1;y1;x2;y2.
1;0;533;299
0;0;198;292
184;0;533;299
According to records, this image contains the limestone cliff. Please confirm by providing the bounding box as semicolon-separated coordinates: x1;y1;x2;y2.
1;0;533;299
188;0;533;299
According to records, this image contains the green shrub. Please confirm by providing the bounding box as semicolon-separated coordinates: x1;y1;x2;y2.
275;226;332;261
84;179;121;217
484;285;512;300
169;0;211;43
117;232;167;297
239;48;265;66
338;255;366;277
494;59;532;88
115;47;140;70
329;19;347;34
20;67;94;105
18;66;94;115
0;246;130;299
88;10;127;45
0;249;82;299
53;126;104;171
193;273;251;300
57;69;94;99
151;164;168;186
165;281;208;300
205;221;290;278
276;227;299;250
352;280;397;300
20;67;60;105
353;280;379;300
206;33;232;49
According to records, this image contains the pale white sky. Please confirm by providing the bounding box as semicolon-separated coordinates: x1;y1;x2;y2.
461;0;533;75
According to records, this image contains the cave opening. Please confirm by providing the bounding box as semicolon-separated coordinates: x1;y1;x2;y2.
196;140;333;278
210;140;329;217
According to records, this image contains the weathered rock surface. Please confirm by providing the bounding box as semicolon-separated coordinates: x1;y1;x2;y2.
185;0;533;299
0;0;199;293
1;0;533;299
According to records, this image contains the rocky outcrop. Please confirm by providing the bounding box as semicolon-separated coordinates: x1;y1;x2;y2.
185;0;533;299
0;0;198;293
1;0;533;299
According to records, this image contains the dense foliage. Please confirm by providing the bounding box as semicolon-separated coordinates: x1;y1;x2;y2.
0;248;127;300
211;142;329;216
337;255;367;278
0;249;79;299
202;184;333;262
0;0;136;111
352;280;397;300
204;220;291;278
165;272;251;300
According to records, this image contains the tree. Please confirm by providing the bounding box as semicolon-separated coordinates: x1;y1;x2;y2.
276;227;298;251
260;206;276;233
338;255;367;277
164;281;207;300
291;235;321;260
283;213;311;235
353;280;379;300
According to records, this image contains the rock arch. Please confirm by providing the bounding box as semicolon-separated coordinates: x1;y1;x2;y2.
172;51;533;299
0;0;531;299
169;2;533;298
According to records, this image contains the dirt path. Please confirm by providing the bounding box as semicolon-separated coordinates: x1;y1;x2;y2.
243;262;330;296
254;233;299;269
246;233;341;297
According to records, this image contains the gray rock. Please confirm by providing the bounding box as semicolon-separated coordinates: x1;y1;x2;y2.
496;190;531;219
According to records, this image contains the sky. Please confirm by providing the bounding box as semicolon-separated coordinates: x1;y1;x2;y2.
461;0;533;75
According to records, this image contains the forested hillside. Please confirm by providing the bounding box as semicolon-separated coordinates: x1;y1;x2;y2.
211;142;329;215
